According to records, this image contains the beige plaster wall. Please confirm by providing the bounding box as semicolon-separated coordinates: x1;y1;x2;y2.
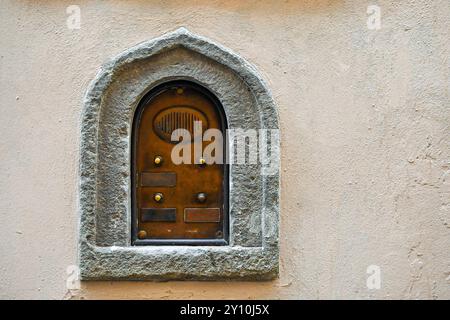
0;0;449;299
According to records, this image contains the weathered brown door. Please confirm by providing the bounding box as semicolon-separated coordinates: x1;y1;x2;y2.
132;81;228;245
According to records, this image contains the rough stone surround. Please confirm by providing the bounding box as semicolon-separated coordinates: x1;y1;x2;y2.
79;28;280;280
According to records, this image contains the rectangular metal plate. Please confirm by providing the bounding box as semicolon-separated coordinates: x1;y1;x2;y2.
184;208;221;223
141;172;176;187
141;208;176;222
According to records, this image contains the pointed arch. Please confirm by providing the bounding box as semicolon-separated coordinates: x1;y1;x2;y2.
79;28;280;280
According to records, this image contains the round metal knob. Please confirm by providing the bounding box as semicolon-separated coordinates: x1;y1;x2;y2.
154;155;163;165
196;192;207;203
137;230;147;239
198;158;206;166
154;192;163;202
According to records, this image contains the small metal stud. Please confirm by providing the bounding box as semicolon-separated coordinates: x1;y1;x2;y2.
154;192;163;202
176;88;184;94
198;158;206;166
196;192;207;203
137;230;147;239
154;155;163;165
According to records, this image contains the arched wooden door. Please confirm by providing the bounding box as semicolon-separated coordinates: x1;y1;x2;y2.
132;81;228;245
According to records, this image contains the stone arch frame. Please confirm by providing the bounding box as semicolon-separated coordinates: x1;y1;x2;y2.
79;28;280;280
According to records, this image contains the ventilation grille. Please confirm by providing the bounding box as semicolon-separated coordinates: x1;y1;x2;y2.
153;106;209;143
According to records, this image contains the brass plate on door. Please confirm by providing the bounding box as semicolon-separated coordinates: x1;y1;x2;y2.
141;172;177;187
184;208;221;223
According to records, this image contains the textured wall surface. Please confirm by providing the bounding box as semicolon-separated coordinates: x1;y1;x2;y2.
0;0;449;299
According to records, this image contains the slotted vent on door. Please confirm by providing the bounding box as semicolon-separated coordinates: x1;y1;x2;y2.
153;105;209;142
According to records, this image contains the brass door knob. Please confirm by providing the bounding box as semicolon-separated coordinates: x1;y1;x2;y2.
154;192;164;202
196;192;207;203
